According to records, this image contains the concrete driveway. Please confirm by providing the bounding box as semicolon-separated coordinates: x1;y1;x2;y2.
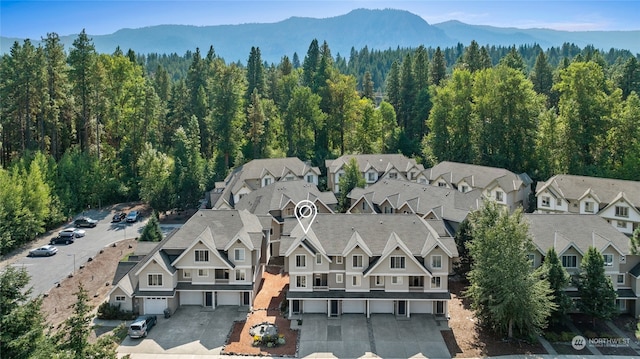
298;314;451;359
118;306;247;356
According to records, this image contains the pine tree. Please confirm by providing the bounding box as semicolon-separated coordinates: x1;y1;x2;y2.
576;246;617;327
140;211;163;242
536;247;572;323
68;29;97;152
338;158;365;212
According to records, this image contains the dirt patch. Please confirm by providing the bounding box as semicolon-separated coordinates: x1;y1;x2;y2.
41;238;138;332
445;278;547;357
223;266;298;356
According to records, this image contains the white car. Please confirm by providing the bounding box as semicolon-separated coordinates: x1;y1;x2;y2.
29;245;58;257
59;228;86;238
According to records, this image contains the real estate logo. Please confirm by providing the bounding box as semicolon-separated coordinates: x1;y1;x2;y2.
571;335;586;350
295;200;317;234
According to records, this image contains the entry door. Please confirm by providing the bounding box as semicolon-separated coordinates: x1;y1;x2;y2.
292;300;300;314
435;301;444;314
243;292;251;306
397;300;407;316
330;300;339;317
205;292;213;307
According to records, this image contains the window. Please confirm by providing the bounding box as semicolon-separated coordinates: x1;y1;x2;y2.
352;255;363;268
295;254;306;268
617;274;625;285
336;273;343;283
148;274;162;286
541;196;550;207
390;256;405;269
389;172;398;179
285;175;294;181
285;207;294;216
263;177;272;186
316;253;322;265
460;185;469;193
306;174;314;183
183;270;191;279
431;255;442;269
617;299;627;311
368;172;376;181
618;221;628;228
215;269;229;279
603;254;614;267
198;269;208;277
335;255;343;264
527;254;535;267
234;248;245;261
409;276;424;287
235;269;246;281
557;198;562;206
115;296;126;302
391;276;402;285
495;191;504;202
352;276;361;287
616;206;629;218
384;207;393;214
584;201;594;213
438;182;447;187
375;276;384;286
296;276;307;288
431;276;441;289
562;255;577;268
195;249;209;262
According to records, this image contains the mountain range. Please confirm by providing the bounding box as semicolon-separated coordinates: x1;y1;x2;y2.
2;9;638;63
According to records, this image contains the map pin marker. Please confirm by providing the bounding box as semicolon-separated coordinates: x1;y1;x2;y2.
295;200;317;234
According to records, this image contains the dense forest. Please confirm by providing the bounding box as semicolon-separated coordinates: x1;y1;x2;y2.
1;30;640;254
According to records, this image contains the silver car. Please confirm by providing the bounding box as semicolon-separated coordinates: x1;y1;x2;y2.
128;315;157;338
28;245;58;257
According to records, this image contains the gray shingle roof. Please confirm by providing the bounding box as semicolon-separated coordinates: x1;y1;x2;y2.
536;174;640;207
325;154;424;174
286;290;451;300
423;161;531;191
524;214;631;255
348;179;482;222
279;214;457;258
235;180;337;215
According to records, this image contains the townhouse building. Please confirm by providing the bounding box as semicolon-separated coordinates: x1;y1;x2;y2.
108;210;271;315
325;154;424;193
536;174;640;235
279;214;457;318
421;161;532;212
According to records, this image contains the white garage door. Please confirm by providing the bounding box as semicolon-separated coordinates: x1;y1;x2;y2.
342;300;366;313
180;291;203;306
144;298;167;314
370;300;393;313
217;292;239;306
411;301;432;314
304;300;327;313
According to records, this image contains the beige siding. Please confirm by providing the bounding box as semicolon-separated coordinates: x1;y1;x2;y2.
329;273;345;289
329;256;346;271
346;274;369;291
425;247;450;274
227;241;252;267
173;243;228;268
367;249;426;276
109;287;133;312
288;246;315;274
345;247;370;273
138;261;174;291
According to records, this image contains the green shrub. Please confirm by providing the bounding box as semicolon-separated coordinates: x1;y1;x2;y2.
544;332;559;342
559;332;575;342
96;302;136;320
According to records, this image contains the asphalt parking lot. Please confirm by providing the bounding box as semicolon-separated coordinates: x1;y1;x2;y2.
117;306;451;358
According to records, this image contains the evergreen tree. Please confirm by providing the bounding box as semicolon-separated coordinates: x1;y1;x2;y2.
429;47;447;86
302;39;320;90
140;211;163;242
361;70;374;100
246;46;265;100
619;57;640;99
530;51;553;99
536;247;572;323
68;29;97;152
453;218;473;276
576;246;617;326
500;46;526;73
55;284;92;358
337;158;365;212
466;202;555;338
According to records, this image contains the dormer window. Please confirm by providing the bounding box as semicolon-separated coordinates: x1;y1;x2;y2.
367;172;376;182
285;175;294;181
603;254;613;267
390;256;405;269
431;255;442;269
263;177;272;187
234;248;245;261
389;172;398;179
584;201;594;213
195;249;209;262
460;185;469;193
495;190;504;202
438;182;447;188
541;196;550;207
615;206;629;218
306;174;314;183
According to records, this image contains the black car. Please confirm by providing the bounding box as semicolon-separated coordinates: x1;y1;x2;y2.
112;212;127;222
50;236;75;245
74;217;98;228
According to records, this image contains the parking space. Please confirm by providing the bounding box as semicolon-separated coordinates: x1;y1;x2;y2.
298;314;451;358
117;305;247;356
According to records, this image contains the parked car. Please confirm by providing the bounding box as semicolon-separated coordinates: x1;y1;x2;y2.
50;236;75;245
128;315;157;338
29;245;58;257
59;228;85;238
126;211;139;223
74;217;97;228
112;212;127;222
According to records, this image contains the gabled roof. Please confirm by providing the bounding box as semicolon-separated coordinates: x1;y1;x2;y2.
342;231;373;257
363;232;432;277
348;179;482;223
235;180;337;215
535;174;640;208
326;154;424;174
524;214;631;255
424;161;531;191
599;192;640;217
577;188;602;203
134;249;176;277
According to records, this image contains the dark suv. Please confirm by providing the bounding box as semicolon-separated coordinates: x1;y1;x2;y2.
128;315;157;338
50;236;74;245
74;217;97;228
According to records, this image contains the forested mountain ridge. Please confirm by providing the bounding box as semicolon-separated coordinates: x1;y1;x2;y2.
1;8;638;63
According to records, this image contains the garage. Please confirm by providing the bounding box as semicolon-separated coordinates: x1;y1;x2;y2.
217;292;240;306
180;291;203;306
144;297;167;314
411;301;432;314
370;300;394;314
342;300;366;313
303;299;327;313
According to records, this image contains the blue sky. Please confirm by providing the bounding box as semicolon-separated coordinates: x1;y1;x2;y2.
1;1;639;39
